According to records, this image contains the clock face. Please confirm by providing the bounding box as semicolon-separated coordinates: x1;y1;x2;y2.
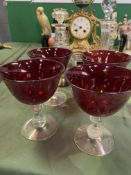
70;16;91;39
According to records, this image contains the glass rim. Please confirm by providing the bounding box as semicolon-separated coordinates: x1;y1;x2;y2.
66;64;131;95
0;58;65;83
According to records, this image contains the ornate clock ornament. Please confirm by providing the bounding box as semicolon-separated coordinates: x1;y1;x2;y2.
67;0;100;53
70;16;91;39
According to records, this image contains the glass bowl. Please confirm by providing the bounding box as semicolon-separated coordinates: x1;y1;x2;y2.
82;50;131;67
28;47;72;106
66;63;131;156
0;59;65;141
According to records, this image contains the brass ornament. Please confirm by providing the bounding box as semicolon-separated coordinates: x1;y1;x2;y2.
67;8;100;53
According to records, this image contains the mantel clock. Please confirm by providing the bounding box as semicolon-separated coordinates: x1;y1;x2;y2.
67;0;100;53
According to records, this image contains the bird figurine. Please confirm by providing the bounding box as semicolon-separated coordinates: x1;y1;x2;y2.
36;7;52;47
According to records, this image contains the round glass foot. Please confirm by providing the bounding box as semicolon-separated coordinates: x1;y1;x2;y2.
45;91;67;106
21;115;58;141
74;125;114;156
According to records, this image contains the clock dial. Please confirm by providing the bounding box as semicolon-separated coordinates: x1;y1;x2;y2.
70;16;91;39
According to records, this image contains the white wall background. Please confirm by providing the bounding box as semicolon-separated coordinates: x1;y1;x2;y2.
5;0;131;3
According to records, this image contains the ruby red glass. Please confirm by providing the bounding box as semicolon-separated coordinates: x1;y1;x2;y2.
1;59;64;105
82;50;131;67
66;63;131;156
28;47;72;106
28;47;72;68
0;59;65;141
66;63;131;117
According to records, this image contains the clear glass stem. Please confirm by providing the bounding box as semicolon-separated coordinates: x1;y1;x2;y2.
32;104;46;129
58;73;68;87
87;116;102;139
